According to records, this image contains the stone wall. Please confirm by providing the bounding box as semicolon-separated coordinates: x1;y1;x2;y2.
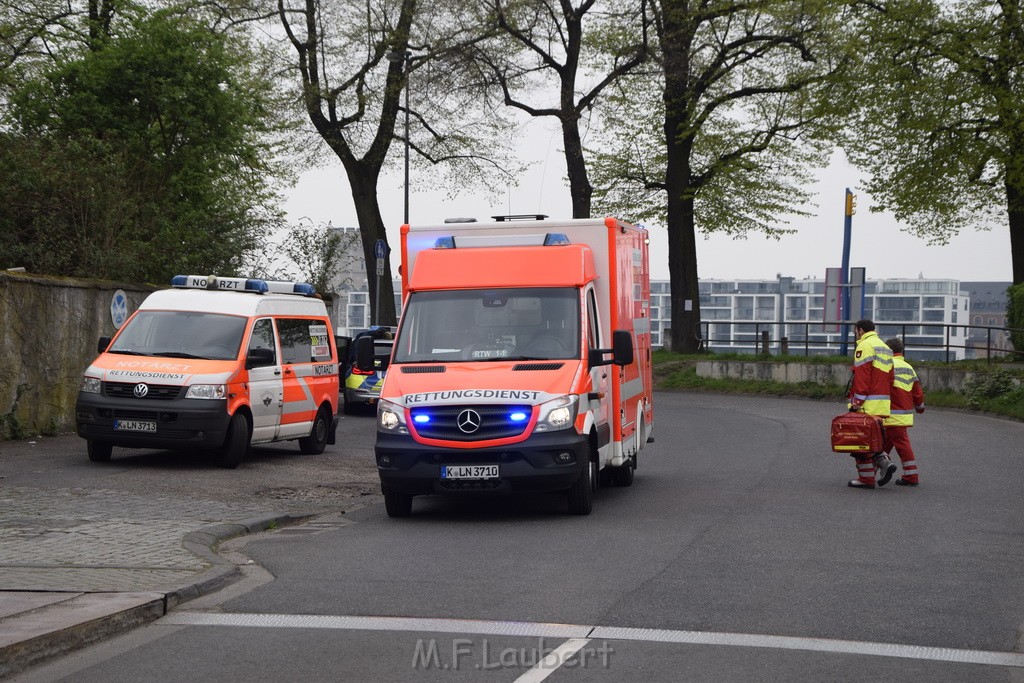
0;271;159;439
696;360;979;393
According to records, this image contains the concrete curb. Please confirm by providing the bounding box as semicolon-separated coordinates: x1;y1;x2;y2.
0;512;311;678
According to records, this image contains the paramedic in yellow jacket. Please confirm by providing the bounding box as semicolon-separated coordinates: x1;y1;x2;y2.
882;337;925;486
846;319;897;489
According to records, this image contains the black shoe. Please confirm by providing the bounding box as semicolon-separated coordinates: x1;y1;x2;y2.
848;479;875;489
895;478;919;487
874;455;898;487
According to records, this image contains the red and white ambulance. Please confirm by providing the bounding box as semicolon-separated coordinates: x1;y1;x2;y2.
358;216;654;516
76;275;339;468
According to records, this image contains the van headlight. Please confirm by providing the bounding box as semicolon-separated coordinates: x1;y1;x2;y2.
185;384;227;400
534;395;578;432
80;376;102;394
377;399;408;434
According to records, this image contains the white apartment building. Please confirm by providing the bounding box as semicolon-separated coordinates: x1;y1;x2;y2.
651;277;972;360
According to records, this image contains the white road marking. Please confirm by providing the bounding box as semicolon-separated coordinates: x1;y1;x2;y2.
160;611;1024;668
514;638;591;683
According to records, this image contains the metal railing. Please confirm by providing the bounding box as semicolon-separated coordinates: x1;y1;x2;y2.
694;321;1024;363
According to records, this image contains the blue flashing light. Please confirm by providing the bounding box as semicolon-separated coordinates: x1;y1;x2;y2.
433;236;456;249
171;275;188;287
543;233;571;246
293;283;316;296
413;414;431;424
509;411;528;422
245;279;269;293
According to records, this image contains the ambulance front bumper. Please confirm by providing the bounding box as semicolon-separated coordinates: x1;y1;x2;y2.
75;392;231;449
375;430;589;495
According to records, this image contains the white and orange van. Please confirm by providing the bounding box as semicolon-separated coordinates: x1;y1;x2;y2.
358;216;654;516
75;275;339;468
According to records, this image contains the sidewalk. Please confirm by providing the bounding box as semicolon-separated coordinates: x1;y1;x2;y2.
0;485;310;678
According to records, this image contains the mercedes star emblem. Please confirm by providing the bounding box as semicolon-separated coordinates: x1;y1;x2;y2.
457;409;481;434
133;383;149;398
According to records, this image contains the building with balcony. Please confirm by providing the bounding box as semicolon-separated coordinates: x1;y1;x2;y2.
650;277;996;361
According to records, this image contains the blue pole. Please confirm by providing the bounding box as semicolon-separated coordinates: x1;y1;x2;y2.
840;188;853;356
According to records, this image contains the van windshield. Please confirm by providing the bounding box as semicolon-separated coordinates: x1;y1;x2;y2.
109;311;247;361
393;288;579;363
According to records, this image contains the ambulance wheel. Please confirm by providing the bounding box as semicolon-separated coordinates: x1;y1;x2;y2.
300;407;330;454
218;412;249;469
567;449;595;515
87;440;112;462
384;491;413;518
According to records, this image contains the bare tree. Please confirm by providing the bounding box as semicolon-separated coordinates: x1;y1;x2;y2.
461;0;651;218
592;0;846;352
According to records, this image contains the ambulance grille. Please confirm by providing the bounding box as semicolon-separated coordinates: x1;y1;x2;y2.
401;366;446;373
512;363;564;371
411;404;531;441
104;382;183;400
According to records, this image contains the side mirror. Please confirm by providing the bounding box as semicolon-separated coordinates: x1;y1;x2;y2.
355;336;375;372
246;347;275;369
611;330;634;366
97;336;111;354
588;330;634;367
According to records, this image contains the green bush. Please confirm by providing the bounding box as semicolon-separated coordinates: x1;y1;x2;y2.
962;369;1017;409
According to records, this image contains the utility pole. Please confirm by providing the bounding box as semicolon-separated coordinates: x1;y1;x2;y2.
840;188;857;355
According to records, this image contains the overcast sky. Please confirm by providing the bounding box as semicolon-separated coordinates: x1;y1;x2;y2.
282;122;1013;285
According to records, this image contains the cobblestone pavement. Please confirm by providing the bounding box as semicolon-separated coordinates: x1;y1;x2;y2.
0;486;275;592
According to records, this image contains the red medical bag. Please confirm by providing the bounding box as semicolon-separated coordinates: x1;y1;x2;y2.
830;412;883;454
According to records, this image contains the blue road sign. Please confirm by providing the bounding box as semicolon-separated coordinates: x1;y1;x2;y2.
374;239;388;260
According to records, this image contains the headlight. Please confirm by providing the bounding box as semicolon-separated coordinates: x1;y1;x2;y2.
185;384;227;400
377;399;408;434
80;376;102;394
534;395;578;432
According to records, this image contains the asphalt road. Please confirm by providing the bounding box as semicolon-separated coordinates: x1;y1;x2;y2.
12;393;1024;682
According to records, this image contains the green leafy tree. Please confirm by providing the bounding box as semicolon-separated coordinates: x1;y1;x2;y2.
590;0;845;352
841;0;1024;285
0;7;287;282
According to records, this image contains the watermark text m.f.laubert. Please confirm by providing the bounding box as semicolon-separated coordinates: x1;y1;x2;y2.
411;637;614;671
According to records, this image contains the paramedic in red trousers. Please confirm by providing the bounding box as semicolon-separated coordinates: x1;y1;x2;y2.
883;337;925;486
847;319;898;488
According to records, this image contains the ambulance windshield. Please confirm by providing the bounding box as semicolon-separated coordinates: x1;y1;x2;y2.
108;311;247;361
393;287;579;362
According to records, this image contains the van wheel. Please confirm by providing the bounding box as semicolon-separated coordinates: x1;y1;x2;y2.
218;412;250;469
567;449;595;515
300;407;330;454
87;440;112;462
384;491;413;518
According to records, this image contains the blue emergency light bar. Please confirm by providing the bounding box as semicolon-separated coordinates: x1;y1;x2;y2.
170;275;316;296
431;233;572;249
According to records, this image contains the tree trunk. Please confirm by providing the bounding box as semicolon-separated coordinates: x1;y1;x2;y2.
662;0;702;353
561;114;592;219
347;164;398;327
1007;176;1024;286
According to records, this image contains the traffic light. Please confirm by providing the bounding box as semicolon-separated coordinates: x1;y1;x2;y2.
845;192;857;216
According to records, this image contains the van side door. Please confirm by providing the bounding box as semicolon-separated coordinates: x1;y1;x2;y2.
275;318;323;439
246;318;283;443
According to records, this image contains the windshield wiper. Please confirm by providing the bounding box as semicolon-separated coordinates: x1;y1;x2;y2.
108;350;151;356
155;351;208;359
